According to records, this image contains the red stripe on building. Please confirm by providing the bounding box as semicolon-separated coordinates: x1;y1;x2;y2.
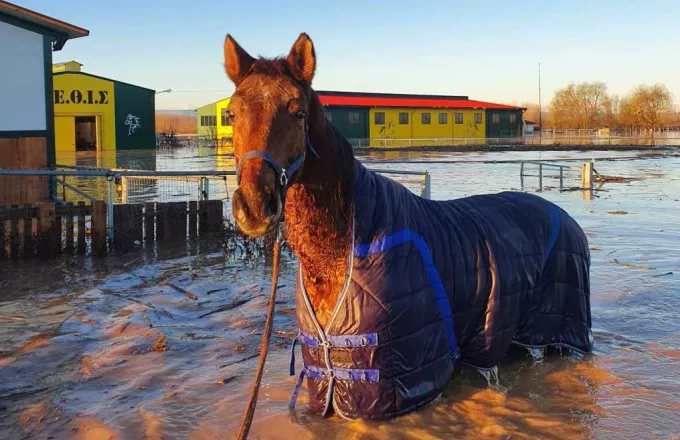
318;95;523;110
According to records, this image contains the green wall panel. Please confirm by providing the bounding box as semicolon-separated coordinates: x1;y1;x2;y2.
323;107;369;140
114;82;156;150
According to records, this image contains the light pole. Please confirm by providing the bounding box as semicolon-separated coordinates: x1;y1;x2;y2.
156;88;172;95
538;63;542;146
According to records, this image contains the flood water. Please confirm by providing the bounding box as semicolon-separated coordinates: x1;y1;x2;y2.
1;147;679;439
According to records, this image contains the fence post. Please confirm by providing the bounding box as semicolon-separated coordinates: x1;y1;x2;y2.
107;175;115;246
200;177;209;201
538;164;543;191
91;200;107;256
559;167;564;191
581;161;594;191
120;176;128;205
422;172;431;199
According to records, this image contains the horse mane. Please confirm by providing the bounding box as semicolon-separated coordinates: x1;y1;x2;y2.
248;57;293;78
313;91;356;224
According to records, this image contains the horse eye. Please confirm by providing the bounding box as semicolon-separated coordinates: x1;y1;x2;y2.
295;110;306;120
228;111;236;120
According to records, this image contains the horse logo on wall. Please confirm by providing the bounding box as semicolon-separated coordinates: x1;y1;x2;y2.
125;113;141;135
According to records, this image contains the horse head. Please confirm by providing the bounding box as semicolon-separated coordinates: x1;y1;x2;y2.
224;33;318;237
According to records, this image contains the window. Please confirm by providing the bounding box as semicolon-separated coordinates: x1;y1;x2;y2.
325;112;332;122
509;113;517;123
349;112;360;125
438;113;448;124
474;113;483;124
491;113;500;124
221;110;231;126
454;113;463;124
201;115;217;127
374;112;385;125
421;112;431;124
399;112;409;124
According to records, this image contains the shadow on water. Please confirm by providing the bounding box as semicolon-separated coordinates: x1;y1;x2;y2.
1;148;679;439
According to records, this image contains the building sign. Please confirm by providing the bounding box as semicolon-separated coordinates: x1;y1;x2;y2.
54;89;109;105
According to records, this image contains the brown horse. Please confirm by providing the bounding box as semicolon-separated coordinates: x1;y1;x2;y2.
224;33;593;421
225;33;354;329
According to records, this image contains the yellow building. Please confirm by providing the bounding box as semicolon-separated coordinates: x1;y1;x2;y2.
195;98;232;146
368;108;485;147
316;91;524;147
53;61;156;153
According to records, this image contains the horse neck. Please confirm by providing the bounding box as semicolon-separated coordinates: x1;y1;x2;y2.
284;90;355;329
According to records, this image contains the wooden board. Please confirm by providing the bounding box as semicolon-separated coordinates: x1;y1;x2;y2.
91;201;107;256
0;137;49;205
199;200;224;233
113;204;144;253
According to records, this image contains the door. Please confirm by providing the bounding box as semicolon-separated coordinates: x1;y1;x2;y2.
55;116;76;152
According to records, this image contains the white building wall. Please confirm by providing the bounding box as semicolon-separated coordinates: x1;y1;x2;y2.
0;20;46;132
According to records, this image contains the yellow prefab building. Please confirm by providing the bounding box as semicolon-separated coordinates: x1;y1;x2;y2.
195;98;233;145
53;61;156;153
316;91;524;147
368;108;485;147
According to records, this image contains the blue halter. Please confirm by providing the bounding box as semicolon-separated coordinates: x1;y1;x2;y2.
235;124;319;209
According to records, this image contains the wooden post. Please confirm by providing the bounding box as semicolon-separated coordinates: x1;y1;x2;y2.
9;205;20;259
64;203;74;254
0;215;5;260
188;201;198;238
23;203;35;257
144;202;155;244
37;202;56;258
91;200;107;256
582;161;593;191
156;203;166;241
113;204;143;253
200;200;223;233
164;202;188;241
77;202;87;254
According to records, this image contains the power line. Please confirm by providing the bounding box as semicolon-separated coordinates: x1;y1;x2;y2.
156;89;233;93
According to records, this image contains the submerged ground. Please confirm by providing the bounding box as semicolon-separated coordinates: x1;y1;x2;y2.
1;148;679;439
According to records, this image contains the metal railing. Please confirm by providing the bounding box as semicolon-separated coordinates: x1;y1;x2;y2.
370;135;680;147
520;161;594;192
1;166;431;246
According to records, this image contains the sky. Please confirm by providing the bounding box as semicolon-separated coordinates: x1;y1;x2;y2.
21;0;680;110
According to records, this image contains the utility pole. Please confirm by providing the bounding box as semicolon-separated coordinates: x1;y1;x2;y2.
538;62;542;145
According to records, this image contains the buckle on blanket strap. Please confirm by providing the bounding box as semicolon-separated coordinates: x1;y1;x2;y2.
288;330;381;409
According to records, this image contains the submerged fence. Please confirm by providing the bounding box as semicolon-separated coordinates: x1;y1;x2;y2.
520;161;595;192
0;166;430;259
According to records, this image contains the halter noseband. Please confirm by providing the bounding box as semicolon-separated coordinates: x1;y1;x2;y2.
235;123;319;210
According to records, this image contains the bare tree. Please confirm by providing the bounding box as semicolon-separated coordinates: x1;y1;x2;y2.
549;82;610;129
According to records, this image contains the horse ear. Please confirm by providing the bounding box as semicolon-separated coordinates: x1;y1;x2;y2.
286;33;316;83
224;34;255;86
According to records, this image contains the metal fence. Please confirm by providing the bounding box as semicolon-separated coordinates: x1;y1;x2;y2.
0;166;430;254
519;161;595;192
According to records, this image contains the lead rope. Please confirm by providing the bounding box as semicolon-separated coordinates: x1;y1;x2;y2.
236;225;284;440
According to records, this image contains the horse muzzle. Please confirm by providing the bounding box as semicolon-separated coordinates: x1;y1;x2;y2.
232;185;282;238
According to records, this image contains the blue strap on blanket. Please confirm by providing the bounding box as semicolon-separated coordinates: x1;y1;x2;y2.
288;331;381;409
354;229;460;359
542;207;561;266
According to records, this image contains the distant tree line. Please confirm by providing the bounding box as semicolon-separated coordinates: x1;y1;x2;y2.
520;83;678;132
155;113;197;135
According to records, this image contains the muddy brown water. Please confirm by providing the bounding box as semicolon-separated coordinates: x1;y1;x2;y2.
1;149;679;439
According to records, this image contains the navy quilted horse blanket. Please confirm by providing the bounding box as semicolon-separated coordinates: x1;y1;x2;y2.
289;159;593;420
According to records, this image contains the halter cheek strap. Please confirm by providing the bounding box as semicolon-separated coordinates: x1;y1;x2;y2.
235;123;320;207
